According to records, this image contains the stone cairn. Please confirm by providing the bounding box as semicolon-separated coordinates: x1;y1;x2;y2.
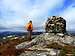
45;16;66;33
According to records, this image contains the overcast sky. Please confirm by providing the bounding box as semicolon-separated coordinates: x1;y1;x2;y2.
0;0;75;31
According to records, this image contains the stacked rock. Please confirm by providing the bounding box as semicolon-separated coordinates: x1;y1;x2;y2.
45;16;66;33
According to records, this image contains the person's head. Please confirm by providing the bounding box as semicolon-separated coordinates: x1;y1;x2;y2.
29;20;32;23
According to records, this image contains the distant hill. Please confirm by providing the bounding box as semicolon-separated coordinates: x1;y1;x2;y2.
67;31;75;36
0;26;44;32
0;31;43;38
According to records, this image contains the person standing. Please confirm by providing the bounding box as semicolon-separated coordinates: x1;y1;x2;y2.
26;20;33;41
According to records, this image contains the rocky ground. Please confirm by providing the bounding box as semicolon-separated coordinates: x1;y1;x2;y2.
0;33;75;56
16;33;75;56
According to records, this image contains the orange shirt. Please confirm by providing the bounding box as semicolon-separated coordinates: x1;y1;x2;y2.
26;23;33;31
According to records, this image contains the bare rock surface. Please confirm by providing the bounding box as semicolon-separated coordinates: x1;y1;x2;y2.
16;33;75;49
16;33;75;56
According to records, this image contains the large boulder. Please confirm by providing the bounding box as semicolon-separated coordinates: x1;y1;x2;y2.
45;16;66;33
